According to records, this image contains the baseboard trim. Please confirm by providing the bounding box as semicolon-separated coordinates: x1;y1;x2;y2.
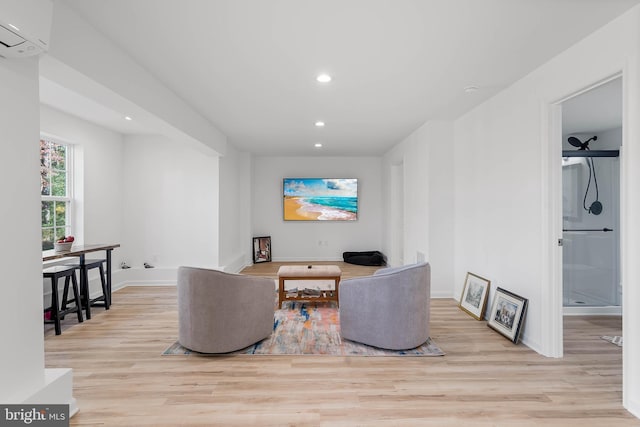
111;268;177;288
431;291;454;299
109;268;457;298
221;254;251;273
273;257;344;262
563;305;622;316
23;368;78;417
626;397;640;420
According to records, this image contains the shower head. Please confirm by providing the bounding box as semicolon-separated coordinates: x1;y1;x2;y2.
568;135;597;150
589;200;603;215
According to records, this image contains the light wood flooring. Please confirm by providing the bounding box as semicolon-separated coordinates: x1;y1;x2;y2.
44;262;638;426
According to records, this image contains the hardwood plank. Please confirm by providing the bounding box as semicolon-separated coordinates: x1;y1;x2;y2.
43;263;637;426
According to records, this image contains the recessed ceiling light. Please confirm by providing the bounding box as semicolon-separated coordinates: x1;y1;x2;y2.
315;121;325;127
314;143;323;148
464;85;479;93
316;74;332;83
124;116;133;121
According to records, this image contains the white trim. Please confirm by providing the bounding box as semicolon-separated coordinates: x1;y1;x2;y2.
111;268;177;288
554;73;623;104
620;57;640;417
40;132;81;243
272;257;345;262
431;291;455;299
39;135;75;245
40;131;80;147
22;368;78;418
628;399;640;420
220;253;251;273
563;306;622;316
114;281;176;288
540;101;564;358
543;72;626;359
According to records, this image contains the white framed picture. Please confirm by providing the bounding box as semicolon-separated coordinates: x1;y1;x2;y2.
458;272;491;320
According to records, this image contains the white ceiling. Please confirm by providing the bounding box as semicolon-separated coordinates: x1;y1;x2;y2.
54;0;639;156
40;76;151;134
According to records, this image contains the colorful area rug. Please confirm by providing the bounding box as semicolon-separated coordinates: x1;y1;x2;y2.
163;301;444;357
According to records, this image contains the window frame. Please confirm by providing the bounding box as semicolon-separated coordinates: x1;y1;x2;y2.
40;135;74;250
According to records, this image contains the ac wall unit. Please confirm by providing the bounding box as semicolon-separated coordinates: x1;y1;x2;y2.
0;0;52;58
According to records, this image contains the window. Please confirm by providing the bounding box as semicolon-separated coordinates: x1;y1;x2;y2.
40;138;72;250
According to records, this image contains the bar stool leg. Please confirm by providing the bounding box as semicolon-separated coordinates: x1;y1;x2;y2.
61;276;69;320
61;275;71;320
70;272;84;323
61;271;84;323
81;265;92;320
50;277;62;336
98;263;110;309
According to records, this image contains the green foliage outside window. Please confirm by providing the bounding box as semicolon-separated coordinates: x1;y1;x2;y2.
40;139;70;250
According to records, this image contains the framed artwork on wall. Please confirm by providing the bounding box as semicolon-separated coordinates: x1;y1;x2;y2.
253;236;272;263
458;272;491;320
487;287;528;344
283;178;358;221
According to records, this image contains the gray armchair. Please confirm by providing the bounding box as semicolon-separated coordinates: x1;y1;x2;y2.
177;266;274;353
339;262;430;350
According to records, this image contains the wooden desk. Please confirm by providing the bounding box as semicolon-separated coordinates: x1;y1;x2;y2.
43;244;120;318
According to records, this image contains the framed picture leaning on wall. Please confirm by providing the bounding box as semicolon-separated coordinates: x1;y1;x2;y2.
458;272;491;320
252;236;272;263
487;287;528;344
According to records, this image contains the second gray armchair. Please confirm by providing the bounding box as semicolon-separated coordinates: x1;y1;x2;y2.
339;262;431;350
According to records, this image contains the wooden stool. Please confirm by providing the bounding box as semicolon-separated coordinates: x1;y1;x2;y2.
43;265;83;335
65;259;110;320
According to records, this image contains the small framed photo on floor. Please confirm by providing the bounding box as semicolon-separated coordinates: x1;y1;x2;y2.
459;272;491;320
252;236;272;263
487;287;528;343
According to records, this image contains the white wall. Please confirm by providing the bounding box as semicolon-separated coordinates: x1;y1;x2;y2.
451;6;640;416
0;57;46;403
1;56;75;410
427;122;455;298
218;144;252;272
39;109;243;286
382;121;454;297
121;135;219;272
40;104;125;300
564;127;622;151
252;156;382;261
40;104;124;256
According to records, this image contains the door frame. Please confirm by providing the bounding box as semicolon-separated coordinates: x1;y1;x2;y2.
389;161;404;267
543;73;623;359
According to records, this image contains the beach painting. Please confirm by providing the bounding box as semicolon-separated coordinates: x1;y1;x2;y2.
283;178;358;221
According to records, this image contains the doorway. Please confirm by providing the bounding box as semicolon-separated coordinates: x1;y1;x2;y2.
561;77;622;316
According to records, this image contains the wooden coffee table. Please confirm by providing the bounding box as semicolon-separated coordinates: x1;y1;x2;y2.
277;265;342;308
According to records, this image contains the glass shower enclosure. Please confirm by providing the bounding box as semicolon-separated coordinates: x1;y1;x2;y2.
562;153;620;308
